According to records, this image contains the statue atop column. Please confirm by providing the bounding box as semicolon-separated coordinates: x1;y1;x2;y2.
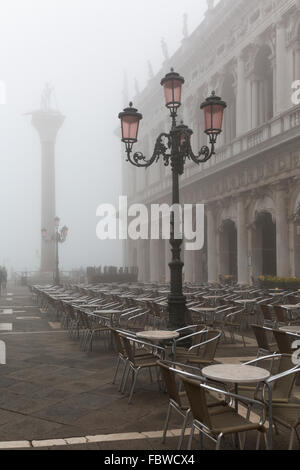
40;82;54;111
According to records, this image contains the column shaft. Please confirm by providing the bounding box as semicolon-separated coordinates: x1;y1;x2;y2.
207;208;218;283
237;199;249;285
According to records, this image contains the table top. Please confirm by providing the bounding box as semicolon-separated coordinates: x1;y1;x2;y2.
202;364;271;384
281;305;300;310
203;296;223;300
93;310;122;315
136;330;179;342
191;307;219;313
279;326;300;334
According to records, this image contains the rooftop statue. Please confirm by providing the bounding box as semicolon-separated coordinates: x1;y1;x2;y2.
40;82;55;111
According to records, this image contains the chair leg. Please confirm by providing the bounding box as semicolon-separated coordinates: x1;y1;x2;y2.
216;433;223;451
178;410;190;451
289;429;296;451
162;403;172;444
256;431;261;450
120;361;129;393
264;432;269;450
295;427;300;446
128;368;140;404
112;357;121;385
188;424;195;451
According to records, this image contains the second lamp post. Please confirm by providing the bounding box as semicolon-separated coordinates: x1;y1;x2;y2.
42;217;68;286
119;69;226;330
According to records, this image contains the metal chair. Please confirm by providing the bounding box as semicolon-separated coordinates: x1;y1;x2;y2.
178;372;268;450
251;324;278;357
120;334;165;403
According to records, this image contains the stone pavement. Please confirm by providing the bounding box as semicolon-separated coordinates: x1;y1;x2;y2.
0;285;297;451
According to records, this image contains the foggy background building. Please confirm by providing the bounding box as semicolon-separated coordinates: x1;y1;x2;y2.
0;0;208;275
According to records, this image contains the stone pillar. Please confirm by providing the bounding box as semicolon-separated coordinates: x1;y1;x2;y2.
31;109;65;273
137;240;145;282
236;55;246;136
275;184;290;278
184;248;194;283
207;207;218;283
251;79;259;128
150;239;160;282
165;240;171;283
237;198;249;285
276;20;287;114
294;40;300;82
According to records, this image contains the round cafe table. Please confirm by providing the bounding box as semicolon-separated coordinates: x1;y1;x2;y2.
136;330;179;343
202;364;272;448
202;364;270;384
279;325;300;335
190;307;219;325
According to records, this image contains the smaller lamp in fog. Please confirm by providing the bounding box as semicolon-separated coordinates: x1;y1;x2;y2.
41;228;47;239
161;69;185;115
200;91;227;144
118;102;143;153
54;216;60;228
61;226;69;242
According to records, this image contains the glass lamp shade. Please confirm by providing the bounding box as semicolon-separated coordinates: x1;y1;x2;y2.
118;103;143;144
200;92;227;141
54;217;60;228
41;228;47;239
161;69;185;111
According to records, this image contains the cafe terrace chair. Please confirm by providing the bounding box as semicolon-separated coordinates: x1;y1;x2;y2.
120;334;165;404
79;311;110;352
110;328;153;391
178;372;268;450
273;305;300;327
251;325;278;357
263;367;300;450
215;308;245;345
272;329;294;355
260;304;276;328
157;360;227;450
173;330;221;368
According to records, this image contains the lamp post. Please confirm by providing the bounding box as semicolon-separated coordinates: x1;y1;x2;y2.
118;69;226;330
42;217;69;286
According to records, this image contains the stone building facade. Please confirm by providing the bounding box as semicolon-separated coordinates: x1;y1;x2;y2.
122;0;300;285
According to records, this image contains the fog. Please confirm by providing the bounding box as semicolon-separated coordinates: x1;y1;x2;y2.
0;0;208;275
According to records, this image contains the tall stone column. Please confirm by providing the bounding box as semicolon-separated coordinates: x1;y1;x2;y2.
276;20;287;114
184;248;194;283
207;207;218;283
150;239;160;282
137;240;145;282
237;198;249;285
251;79;259;128
31;101;65;273
236;54;246;136
275;183;290;278
294;40;300;82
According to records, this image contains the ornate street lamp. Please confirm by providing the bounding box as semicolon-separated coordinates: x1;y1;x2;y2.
41;218;69;286
118;69;226;330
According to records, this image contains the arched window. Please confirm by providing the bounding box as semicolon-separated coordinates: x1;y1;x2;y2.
253;45;274;127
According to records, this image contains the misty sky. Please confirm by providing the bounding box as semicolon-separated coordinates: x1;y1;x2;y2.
0;0;209;274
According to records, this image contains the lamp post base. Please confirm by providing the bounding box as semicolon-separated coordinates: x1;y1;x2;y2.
167;294;187;331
